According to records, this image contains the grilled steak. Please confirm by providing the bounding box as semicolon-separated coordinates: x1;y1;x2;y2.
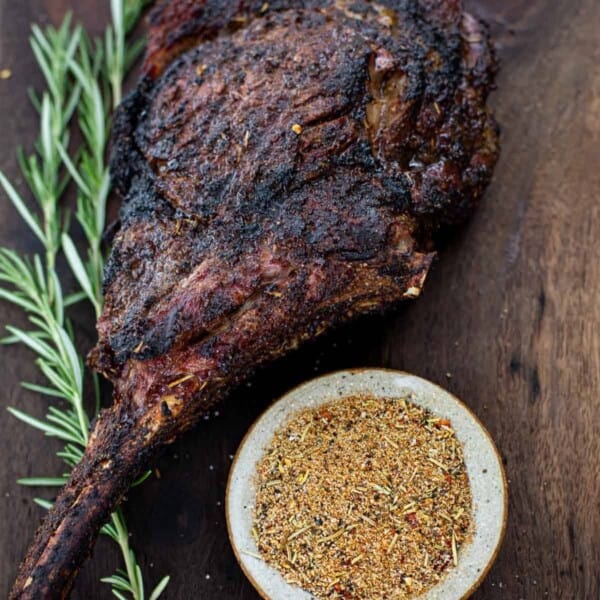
11;1;499;597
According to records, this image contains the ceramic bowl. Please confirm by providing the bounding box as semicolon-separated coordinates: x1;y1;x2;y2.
226;369;507;599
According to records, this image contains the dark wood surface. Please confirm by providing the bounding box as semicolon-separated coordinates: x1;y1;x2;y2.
1;1;599;598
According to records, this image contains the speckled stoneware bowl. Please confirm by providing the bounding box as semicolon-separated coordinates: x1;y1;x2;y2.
226;369;507;600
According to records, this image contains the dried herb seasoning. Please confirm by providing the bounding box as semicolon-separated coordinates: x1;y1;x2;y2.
253;394;473;599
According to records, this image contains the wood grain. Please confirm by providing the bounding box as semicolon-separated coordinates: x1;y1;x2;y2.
1;1;598;598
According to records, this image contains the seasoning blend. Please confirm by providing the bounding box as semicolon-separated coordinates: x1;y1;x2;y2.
253;395;474;599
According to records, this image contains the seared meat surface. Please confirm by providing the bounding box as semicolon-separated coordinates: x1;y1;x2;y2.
11;1;499;597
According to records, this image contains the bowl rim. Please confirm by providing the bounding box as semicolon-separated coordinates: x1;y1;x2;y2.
226;367;508;600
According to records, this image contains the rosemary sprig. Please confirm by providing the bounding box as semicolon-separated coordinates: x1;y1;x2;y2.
60;30;111;318
61;0;150;316
2;15;80;302
0;2;169;598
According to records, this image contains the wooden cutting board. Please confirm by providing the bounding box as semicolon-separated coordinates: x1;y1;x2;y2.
0;1;598;598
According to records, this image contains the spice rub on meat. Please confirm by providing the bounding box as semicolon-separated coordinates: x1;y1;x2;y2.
11;2;499;598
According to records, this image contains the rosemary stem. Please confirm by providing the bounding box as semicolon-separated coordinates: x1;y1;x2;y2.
75;393;89;444
113;508;141;599
43;201;57;302
112;73;122;110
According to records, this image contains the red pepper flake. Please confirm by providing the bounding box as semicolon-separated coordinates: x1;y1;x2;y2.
406;512;419;528
318;407;333;422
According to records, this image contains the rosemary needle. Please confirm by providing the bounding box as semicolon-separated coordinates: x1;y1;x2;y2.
0;1;168;598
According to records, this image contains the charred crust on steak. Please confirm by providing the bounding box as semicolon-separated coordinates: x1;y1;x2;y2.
97;0;498;379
